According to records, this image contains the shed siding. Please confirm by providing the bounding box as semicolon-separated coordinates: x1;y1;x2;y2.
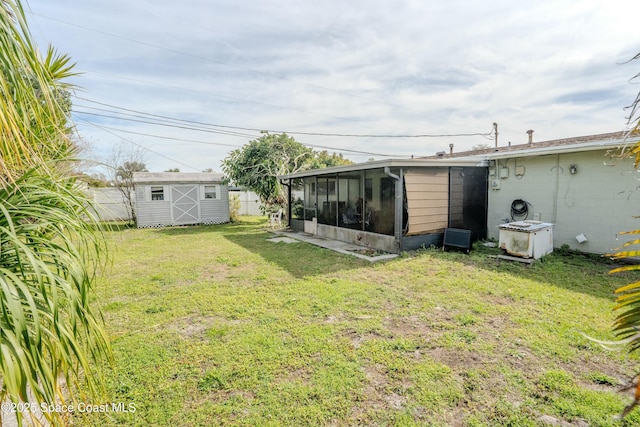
134;182;229;227
137;201;172;227
404;169;449;235
201;185;230;224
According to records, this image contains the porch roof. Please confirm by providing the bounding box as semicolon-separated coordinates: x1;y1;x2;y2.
278;158;488;180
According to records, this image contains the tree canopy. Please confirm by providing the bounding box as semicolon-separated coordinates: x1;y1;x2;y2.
222;133;353;211
116;160;148;180
308;150;353;169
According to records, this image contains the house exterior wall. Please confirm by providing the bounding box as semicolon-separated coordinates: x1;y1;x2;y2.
487;150;639;254
317;223;397;253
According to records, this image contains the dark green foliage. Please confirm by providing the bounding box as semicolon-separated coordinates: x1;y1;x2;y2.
222;133;353;212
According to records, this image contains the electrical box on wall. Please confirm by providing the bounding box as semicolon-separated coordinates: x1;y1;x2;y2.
491;179;501;190
500;167;509;179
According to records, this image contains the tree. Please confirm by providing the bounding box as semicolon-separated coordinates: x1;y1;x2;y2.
222;133;313;211
165;167;180;172
0;1;110;425
308;150;354;169
222;134;355;213
106;143;148;224
603;51;640;418
115;160;147;223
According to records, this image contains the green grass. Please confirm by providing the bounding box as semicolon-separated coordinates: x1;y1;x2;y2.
76;218;640;426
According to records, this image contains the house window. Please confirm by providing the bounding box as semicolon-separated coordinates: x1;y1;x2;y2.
150;186;164;201
202;185;218;200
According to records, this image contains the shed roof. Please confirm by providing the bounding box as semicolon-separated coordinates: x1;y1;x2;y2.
133;172;225;184
278;158;488;180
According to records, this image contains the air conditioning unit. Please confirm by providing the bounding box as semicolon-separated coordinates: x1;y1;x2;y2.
499;221;553;259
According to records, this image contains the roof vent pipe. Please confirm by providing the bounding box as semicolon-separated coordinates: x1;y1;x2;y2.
527;129;534;145
449;143;454;154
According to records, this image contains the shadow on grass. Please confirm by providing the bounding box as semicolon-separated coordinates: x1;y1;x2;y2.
222;231;369;279
146;218;369;278
153;217;268;235
98;221;135;232
430;242;625;301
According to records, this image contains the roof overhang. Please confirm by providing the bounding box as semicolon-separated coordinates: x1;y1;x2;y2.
465;137;638;161
133;172;225;184
278;158;488;180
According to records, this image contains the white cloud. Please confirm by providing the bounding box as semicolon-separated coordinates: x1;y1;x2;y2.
26;0;640;172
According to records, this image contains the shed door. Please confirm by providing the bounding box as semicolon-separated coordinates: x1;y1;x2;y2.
171;185;200;225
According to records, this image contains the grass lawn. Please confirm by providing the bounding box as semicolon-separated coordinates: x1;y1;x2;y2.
78;217;640;426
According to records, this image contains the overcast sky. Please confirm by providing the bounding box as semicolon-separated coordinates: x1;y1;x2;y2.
26;0;640;173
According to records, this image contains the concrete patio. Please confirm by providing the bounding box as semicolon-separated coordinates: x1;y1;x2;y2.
268;229;398;262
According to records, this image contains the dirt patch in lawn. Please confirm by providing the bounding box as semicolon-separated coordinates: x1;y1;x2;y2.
172;315;243;339
355;363;406;413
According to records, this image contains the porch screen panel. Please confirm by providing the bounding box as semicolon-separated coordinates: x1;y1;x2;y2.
404;169;449;235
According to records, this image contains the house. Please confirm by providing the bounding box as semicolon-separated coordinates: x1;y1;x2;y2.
280;131;640;255
133;172;229;228
278;158;489;253
432;131;640;254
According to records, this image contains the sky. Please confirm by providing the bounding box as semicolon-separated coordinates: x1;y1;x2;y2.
24;0;640;174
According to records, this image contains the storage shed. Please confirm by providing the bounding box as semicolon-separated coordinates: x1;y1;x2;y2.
133;172;229;228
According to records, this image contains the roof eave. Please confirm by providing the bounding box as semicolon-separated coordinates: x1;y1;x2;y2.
278;158;488;180
479;138;633;160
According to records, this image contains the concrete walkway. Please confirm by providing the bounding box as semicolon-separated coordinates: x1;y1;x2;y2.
269;229;398;262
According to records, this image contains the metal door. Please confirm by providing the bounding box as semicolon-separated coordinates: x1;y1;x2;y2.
171;185;200;225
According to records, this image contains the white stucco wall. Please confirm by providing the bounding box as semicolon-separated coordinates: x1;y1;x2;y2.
487;149;639;254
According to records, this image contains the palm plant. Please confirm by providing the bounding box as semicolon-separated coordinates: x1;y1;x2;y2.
606;51;640;418
1;1;111;425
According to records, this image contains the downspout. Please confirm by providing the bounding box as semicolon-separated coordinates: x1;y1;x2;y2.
384;166;403;253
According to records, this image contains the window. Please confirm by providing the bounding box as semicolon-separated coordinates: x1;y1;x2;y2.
337;173;362;229
318;176;337;226
291;179;304;220
150;186;164;201
303;178;317;220
202;185;218;200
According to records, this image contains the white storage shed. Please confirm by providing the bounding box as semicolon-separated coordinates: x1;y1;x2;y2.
133;172;229;228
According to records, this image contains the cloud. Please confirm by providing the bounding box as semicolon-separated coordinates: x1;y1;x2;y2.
26;0;640;172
